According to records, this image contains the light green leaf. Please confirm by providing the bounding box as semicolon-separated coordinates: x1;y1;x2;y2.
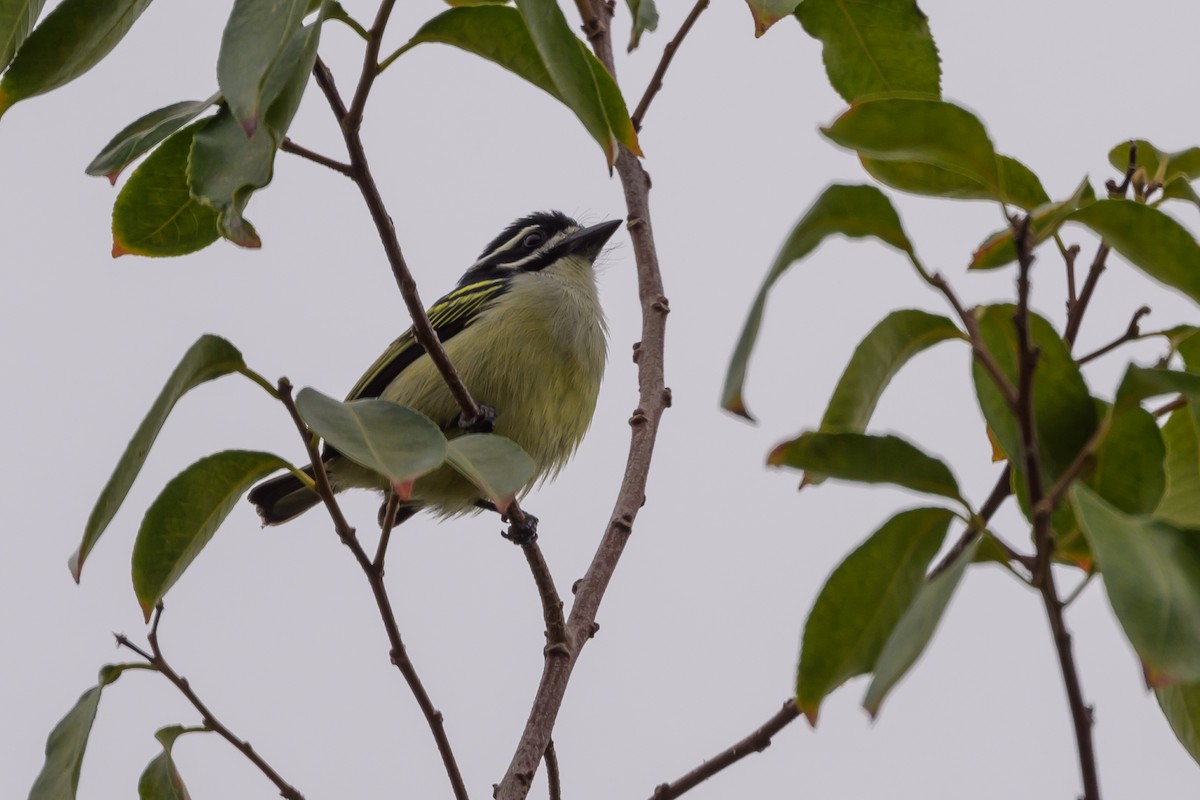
862;153;1049;211
86;95;220;183
768;431;964;504
722;184;916;419
863;537;978;716
445;434;535;512
1157;682;1200;768
795;0;940;103
1087;403;1164;515
132;450;291;621
72;336;248;582
111;121;220;258
971;178;1096;270
1073;484;1200;685
746;0;800;36
294;389;448;485
623;0;658;51
188;109;274;248
0;0;46;73
1158;407;1200;529
1108;139;1200;183
137;726;199;800
796;507;953;722
1070;200;1200;306
216;0;308;136
0;0;154;118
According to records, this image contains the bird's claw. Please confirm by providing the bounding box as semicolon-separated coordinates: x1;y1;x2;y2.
458;404;496;434
502;511;539;545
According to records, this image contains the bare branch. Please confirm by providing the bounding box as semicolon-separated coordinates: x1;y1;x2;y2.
631;0;710;131
1063;244;1110;348
1075;306;1151;366
280;137;353;177
545;739;562;800
928;272;1018;407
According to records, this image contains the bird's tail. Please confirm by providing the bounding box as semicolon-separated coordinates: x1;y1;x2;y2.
247;466;322;525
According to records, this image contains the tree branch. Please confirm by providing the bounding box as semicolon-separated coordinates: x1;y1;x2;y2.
280;137;353;177
648;700;799;800
927;272;1018;407
1075;305;1150;366
631;0;709;131
116;606;305;800
1063;244;1110;348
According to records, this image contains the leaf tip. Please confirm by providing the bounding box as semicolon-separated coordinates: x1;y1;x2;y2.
722;394;755;422
68;550;84;583
766;442;789;467
112;239;132;258
392;479;416;502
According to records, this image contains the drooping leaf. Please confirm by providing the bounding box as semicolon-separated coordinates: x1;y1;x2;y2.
862;153;1049;211
1158;407;1200;529
188;109;274;248
1073;484;1200;685
623;0;658;51
0;0;46;73
72;336;249;582
0;0;154;118
863;537;978;716
86;95;220;183
137;726;198;800
294;389;448;484
28;665;142;800
515;0;641;166
768;431;964;505
132;450;291;621
796;507;953;722
1157;682;1200;768
722;184;916;418
445;434;535;513
970;178;1096;270
745;0;800;36
260;14;323;138
795;0;940;103
216;0;308;137
1070;200;1200;306
111;121;220;258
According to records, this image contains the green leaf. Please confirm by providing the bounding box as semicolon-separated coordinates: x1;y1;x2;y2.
1070;200;1200;306
768;431;964;504
745;0;800;36
28;665;141;800
796;507;953;723
409;7;561;100
445;434;535;512
132;450;291;621
1073;484;1200;685
1160;174;1200;212
188;108;274;248
1157;682;1200;768
722;184;916;418
863;536;978;716
137;726;198;800
0;0;153;118
1114;365;1200;409
971;305;1097;479
515;0;641;167
623;0;657;51
1158;407;1200;529
86;94;220;183
294;389;449;486
72;335;248;582
862;153;1049;211
216;0;308;137
260;14;323;138
1108;139;1200;183
111;121;220;258
970;178;1096;270
1087;403;1164;515
795;0;940;103
0;0;46;73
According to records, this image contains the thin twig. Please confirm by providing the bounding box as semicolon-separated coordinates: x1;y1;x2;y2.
928;272;1018;406
115;606;305;800
573;0;604;42
1063;243;1080;310
1075;306;1151;366
545;739;562;800
280;137;353;177
344;0;397;132
374;491;400;569
494;4;673;796
631;0;709;131
1153;396;1186;417
929;464;1028;579
648;700;799;800
1063;245;1110;348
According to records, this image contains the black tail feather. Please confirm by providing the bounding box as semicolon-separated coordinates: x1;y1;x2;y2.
247;466;322;525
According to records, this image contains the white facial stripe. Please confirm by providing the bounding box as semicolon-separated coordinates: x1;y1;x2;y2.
468;225;542;270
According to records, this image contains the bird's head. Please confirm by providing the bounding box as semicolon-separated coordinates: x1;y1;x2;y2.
458;211;622;288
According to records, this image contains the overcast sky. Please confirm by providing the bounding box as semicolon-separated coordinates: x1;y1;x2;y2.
3;1;1200;798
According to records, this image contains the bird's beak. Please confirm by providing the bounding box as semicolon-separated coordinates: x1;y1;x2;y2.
563;219;622;262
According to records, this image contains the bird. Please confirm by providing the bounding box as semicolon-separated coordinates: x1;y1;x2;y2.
247;211;620;537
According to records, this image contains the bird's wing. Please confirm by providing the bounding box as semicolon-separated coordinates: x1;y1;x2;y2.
344;277;510;401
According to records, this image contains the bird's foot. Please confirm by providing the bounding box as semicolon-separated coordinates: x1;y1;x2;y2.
501;511;539;545
458;404;496;434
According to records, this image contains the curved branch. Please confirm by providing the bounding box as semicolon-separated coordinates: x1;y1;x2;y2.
631;0;710;131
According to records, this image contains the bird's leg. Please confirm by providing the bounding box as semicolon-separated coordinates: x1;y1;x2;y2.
457;403;496;433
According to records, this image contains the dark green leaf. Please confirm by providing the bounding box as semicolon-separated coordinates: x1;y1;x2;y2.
1158;407;1200;529
722;184;916;418
445;434;535;512
768;431;964;504
188;109;274;248
216;0;308;136
72;336;247;582
111;121;220;258
0;0;153;118
1157;682;1200;768
29;665;141;800
260;15;323;138
971;305;1097;479
1070;200;1200;306
796;507;953;722
795;0;940;103
86;95;220;183
132;450;290;621
745;0;800;36
623;0;657;51
0;0;46;73
1073;485;1200;685
863;537;978;716
515;0;641;166
137;726;197;800
1114;366;1200;410
294;389;448;485
862;153;1049;211
1087;403;1164;515
971;178;1096;270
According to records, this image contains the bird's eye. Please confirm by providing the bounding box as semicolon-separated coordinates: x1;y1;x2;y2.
522;231;546;248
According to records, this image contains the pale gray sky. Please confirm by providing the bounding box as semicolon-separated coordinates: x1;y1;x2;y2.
3;1;1199;798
